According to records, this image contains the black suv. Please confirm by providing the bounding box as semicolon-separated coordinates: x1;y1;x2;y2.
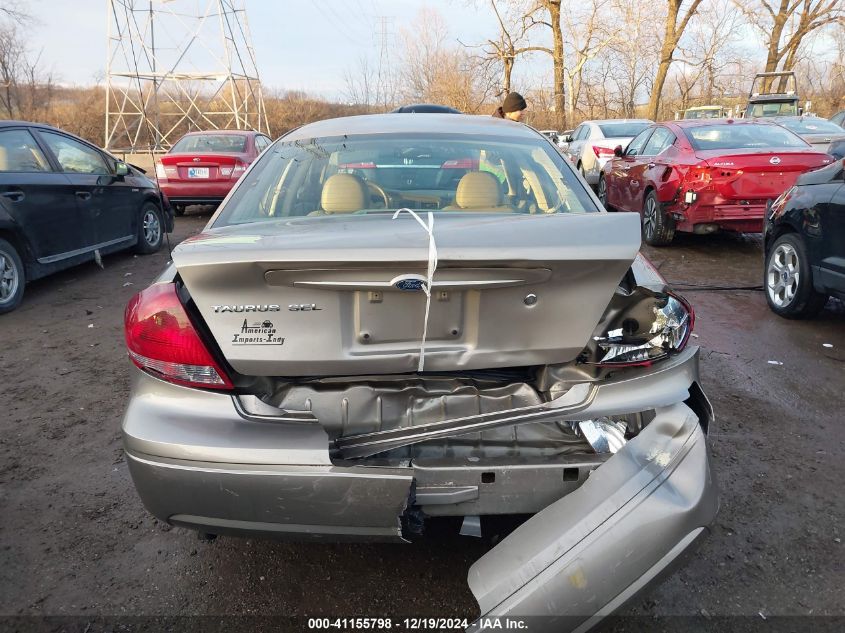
0;121;172;313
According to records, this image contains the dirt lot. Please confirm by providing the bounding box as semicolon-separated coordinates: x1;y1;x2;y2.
1;210;843;632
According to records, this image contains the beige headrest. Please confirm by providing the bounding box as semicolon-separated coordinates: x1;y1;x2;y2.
321;173;367;214
454;171;501;209
0;146;8;171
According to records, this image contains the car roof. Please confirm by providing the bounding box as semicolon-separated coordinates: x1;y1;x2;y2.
181;129;255;136
669;119;777;129
583;119;652;125
0;120;72;134
281;113;538;142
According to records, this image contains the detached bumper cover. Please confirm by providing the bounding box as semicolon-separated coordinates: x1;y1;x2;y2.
468;400;718;632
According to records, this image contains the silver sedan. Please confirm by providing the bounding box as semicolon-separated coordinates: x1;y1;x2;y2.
563;119;652;187
121;113;717;632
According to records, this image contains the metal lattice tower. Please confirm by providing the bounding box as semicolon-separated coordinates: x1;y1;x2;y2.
105;0;269;152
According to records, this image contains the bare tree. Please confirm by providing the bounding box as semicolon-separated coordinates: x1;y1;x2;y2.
398;8;494;113
736;0;844;89
0;22;53;119
606;0;662;118
647;0;704;120
561;0;620;121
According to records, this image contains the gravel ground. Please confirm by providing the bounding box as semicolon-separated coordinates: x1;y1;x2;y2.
1;209;843;632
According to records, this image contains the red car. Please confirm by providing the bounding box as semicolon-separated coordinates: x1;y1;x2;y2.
155;130;272;215
597;120;833;245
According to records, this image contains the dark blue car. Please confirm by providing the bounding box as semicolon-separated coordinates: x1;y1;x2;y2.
0;121;173;313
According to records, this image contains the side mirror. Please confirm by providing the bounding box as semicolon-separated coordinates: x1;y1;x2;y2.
613;145;623;157
565;135;573;143
115;161;130;177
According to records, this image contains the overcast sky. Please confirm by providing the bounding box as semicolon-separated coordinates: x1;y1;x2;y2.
24;0;517;99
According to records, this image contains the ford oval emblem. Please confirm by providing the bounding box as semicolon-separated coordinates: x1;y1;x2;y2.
769;156;781;165
391;274;428;291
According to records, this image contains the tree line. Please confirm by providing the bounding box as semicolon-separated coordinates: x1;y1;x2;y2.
0;0;843;148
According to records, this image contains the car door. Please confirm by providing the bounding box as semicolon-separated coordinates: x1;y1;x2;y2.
0;127;92;264
609;127;653;211
630;126;677;212
815;181;845;293
565;125;585;164
37;130;136;250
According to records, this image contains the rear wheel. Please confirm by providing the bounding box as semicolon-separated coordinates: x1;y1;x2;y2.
597;175;613;210
765;233;827;319
642;190;674;246
0;237;25;314
135;202;164;254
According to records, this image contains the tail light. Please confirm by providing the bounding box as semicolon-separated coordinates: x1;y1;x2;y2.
592;145;616;158
220;160;248;179
155;161;167;180
590;291;694;368
124;283;233;390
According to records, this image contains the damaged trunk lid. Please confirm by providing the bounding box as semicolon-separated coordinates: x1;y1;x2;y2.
172;212;641;376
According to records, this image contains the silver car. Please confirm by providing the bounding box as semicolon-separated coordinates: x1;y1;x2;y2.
122;114;717;631
563;119;652;186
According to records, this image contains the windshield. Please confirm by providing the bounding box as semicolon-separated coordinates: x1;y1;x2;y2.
597;122;650;138
213;133;598;227
171;134;247;153
684;123;809;151
779;118;844;134
746;102;798;118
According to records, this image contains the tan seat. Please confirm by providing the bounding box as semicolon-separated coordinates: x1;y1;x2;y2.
0;146;8;171
445;171;512;212
319;173;367;214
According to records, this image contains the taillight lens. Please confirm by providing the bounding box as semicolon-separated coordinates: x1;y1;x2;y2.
593;292;694;367
592;145;616;158
155;161;167;180
124;283;233;390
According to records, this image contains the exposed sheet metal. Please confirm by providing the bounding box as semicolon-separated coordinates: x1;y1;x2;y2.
334;383;596;459
578;418;627;454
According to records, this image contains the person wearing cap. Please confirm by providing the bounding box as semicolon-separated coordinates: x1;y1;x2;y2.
492;92;527;121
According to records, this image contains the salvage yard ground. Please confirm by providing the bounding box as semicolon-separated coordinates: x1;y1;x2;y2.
1;210;843;631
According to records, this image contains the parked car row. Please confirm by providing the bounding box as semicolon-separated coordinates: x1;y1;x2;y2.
596;119;833;245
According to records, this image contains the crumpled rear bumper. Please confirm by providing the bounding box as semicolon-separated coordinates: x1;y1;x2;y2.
468;400;718;632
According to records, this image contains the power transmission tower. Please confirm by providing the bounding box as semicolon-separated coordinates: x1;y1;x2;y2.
105;0;270;152
375;15;394;109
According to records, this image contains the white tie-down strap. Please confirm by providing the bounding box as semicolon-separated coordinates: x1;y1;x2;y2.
392;208;438;371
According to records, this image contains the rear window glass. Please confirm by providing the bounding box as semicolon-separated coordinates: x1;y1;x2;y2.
598;122;650;138
171;134;247;153
213;133;598;227
779;118;843;134
684;124;808;151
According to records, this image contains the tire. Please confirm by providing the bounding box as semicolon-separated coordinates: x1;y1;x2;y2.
173;204;186;217
764;233;827;319
597;175;614;211
0;237;25;314
135;202;164;254
641;190;675;246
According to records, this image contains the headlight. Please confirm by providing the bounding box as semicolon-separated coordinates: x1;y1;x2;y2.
591;292;693;367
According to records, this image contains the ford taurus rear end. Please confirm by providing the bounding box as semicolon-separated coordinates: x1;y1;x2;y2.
121;114;718;632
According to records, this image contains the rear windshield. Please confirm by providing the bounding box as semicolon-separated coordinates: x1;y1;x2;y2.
684;109;724;119
778;118;844;134
213;133;598;227
684;124;808;151
170;134;247;153
597;122;650;138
